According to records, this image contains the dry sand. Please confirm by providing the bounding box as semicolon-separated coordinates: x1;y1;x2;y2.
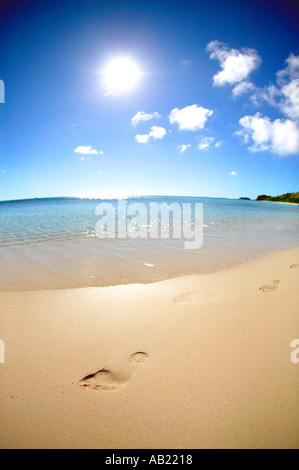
0;247;298;449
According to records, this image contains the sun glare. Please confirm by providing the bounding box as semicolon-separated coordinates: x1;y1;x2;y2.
103;57;142;93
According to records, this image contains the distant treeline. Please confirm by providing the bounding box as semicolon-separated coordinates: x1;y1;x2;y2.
256;192;299;203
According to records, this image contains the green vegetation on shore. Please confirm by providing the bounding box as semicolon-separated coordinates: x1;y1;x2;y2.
256;192;299;203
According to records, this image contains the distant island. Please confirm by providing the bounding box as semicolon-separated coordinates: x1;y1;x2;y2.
256;192;299;204
239;197;251;200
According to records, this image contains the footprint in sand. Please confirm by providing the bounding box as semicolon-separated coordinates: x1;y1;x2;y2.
173;293;195;304
79;352;149;391
129;352;149;364
79;369;129;391
259;280;280;293
290;264;299;269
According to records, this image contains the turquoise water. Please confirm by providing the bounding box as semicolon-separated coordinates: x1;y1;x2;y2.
1;196;299;246
0;196;298;290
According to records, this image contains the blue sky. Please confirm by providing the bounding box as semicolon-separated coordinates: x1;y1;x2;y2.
1;0;299;201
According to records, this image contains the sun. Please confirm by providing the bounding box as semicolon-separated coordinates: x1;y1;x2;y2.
103;58;142;93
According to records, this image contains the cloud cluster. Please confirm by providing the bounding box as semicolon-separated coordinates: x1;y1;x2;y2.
281;79;299;119
276;53;299;86
277;55;299;120
177;139;222;152
235;53;299;156
207;40;261;96
131;48;299;158
131;111;161;127
135;125;167;144
169;105;213;131
237;113;299;156
196;137;223;151
251;53;299;120
134;105;213;145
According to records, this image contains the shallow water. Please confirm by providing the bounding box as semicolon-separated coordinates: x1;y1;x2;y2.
0;196;298;290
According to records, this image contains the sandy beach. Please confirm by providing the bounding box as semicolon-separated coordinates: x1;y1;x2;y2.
0;247;298;449
268;201;299;206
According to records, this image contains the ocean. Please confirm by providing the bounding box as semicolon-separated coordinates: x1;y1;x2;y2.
0;196;298;290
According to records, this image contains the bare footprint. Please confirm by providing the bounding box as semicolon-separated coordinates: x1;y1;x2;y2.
290;264;299;269
129;352;149;364
173;293;195;304
80;352;149;390
259;286;278;293
259;280;280;293
79;369;129;391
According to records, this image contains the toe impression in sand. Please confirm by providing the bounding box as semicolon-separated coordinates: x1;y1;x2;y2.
129;352;149;364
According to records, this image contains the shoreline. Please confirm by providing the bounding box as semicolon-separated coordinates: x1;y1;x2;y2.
1;195;298;292
0;246;298;449
262;200;299;206
1;239;299;292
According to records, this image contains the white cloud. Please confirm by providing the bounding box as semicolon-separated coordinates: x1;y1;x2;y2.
229;171;238;176
251;54;299;120
0;169;5;175
232;80;255;98
238;114;272;150
237;112;299;156
74;145;99;155
251;84;281;107
197;136;214;150
276;53;299;86
135;125;166;144
135;134;150;144
177;144;191;152
131;111;161;127
207;40;261;87
271;119;299;155
215;140;223;148
149;125;166;139
169;105;213;131
281;79;299;119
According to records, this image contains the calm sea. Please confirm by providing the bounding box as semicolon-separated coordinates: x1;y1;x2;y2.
0;196;298;290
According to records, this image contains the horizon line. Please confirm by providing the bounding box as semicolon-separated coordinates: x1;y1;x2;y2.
0;194;256;204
